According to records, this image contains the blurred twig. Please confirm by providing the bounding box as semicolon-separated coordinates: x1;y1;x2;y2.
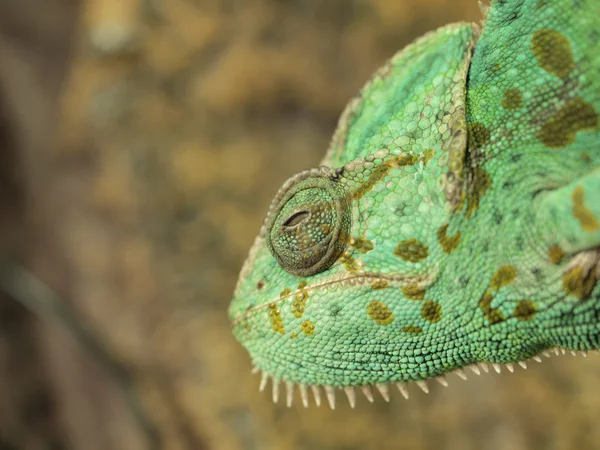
0;257;162;450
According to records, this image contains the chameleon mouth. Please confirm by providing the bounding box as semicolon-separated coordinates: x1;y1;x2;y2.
251;348;592;409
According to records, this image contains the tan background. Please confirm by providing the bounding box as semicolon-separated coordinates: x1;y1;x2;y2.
1;0;600;449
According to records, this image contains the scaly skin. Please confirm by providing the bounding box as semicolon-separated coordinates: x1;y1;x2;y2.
229;0;600;408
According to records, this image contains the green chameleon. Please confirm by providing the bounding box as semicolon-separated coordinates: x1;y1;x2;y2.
228;0;600;409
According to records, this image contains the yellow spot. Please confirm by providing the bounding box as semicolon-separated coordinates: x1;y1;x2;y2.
548;245;565;264
301;320;315;336
572;185;599;232
290;332;299;339
421;300;442;323
401;283;426;300
402;325;423;334
501;88;523;110
478;290;505;324
350;237;374;253
367;300;395;326
371;280;389;290
466;167;492;218
268;304;285;334
292;281;310;318
531;28;574;78
490;265;517;290
513;300;537;321
292;291;308;319
339;252;360;272
280;288;291;299
467;122;490;151
538;97;598;148
437;223;461;254
394;239;429;263
562;266;597;300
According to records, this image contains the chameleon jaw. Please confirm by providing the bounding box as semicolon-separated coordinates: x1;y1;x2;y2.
251;348;592;409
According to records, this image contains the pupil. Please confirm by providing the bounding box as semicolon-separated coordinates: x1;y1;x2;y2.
283;210;310;227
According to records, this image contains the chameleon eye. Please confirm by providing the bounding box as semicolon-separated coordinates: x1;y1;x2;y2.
282;210;310;227
265;174;351;276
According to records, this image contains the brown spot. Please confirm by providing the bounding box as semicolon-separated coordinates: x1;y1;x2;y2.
422;149;435;165
268;304;285;334
581;153;591;163
371;280;389;290
301;320;315;336
501;88;523;110
548;245;565;264
531;29;574;78
257;280;266;290
493;62;501;71
467;122;490;151
352;164;391;200
490;265;517;290
240;318;251;331
537;0;545;8
352;155;417;200
437;223;461;254
572;185;599;232
295;228;317;252
337;229;351;250
539;97;598;148
351;237;374;253
339;252;360;272
478;290;505;324
393;153;417;167
455;190;467;213
402;325;423;334
466;167;492;218
367;300;395;326
394;239;429;263
401;283;426;300
563;266;597;300
421;300;442;323
513;300;537;321
319;223;332;235
478;266;516;324
279;288;292;299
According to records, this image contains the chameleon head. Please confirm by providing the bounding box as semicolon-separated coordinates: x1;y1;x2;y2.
229;7;600;407
228;151;458;405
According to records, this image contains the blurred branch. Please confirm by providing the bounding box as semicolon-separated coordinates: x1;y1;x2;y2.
0;257;162;450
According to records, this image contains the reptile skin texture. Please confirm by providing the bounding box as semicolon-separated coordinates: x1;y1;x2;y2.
229;0;600;408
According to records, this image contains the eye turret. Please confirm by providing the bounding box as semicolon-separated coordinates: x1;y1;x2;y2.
265;173;351;277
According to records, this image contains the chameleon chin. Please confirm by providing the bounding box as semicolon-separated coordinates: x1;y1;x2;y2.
229;0;600;409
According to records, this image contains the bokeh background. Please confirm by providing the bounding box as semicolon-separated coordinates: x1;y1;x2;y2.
1;0;600;449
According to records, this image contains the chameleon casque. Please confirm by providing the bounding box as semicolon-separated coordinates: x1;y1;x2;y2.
228;0;600;408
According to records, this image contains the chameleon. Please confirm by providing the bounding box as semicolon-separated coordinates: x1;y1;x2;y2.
228;0;600;409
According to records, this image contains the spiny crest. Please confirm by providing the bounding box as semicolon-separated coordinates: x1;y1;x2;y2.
253;349;594;408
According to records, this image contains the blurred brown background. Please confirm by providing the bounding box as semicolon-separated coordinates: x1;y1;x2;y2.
1;0;600;449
